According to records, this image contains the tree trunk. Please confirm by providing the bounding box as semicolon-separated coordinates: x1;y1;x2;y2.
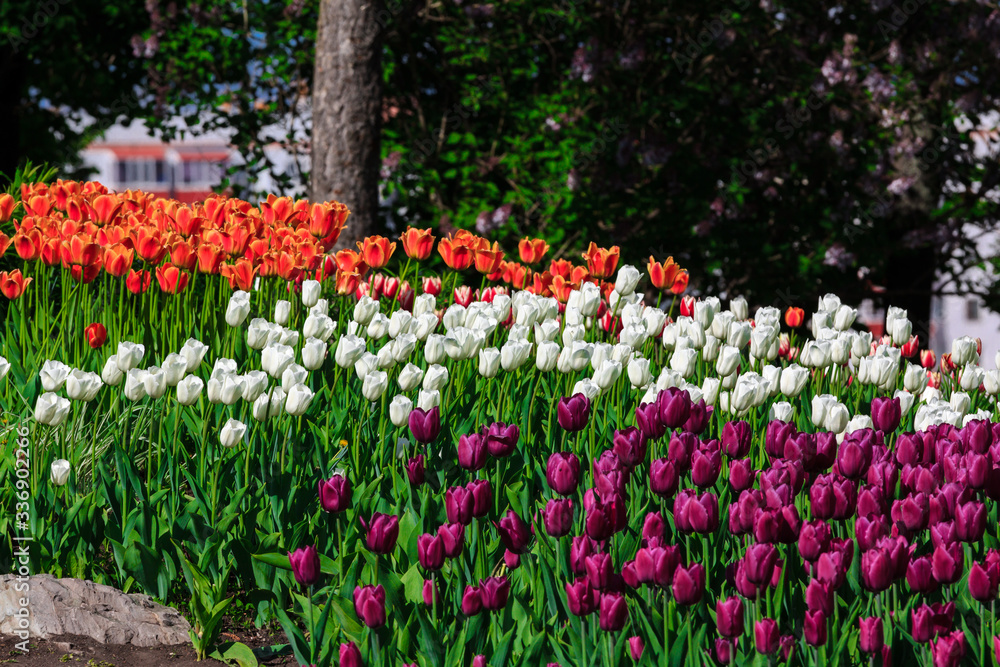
311;0;384;250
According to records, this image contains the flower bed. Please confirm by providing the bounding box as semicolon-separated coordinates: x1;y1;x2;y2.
0;181;996;667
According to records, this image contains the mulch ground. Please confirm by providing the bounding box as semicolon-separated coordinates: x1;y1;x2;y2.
0;625;297;666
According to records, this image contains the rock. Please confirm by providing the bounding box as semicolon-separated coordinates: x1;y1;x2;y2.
0;574;191;647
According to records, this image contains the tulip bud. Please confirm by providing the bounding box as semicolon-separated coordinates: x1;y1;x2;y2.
288;545;320;586
220;418;247;448
50;459;71;486
35;392;71;426
176;375;204;406
225;291;251;327
301;279;321;308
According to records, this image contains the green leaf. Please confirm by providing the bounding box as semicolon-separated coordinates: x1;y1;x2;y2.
209;642;259;667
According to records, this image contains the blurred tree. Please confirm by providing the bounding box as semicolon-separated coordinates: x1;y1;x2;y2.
13;1;1000;323
0;0;147;182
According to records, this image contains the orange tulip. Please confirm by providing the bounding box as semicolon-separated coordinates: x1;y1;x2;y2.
358;235;396;270
550;275;574;303
155;263;190;294
196;243;226;274
335;248;370;276
169;239;199;271
518;237;550;265
438;236;475;271
0;232;10;258
569;265;590;286
527;270;553;297
25;194;51;217
132;226;166;264
474;242;504;275
400;227;436;260
335;269;361;296
103;244;134;278
220;258;257;291
40;238;62;266
503;262;531;290
0;269;32;300
274;250;303;281
581;242;620;279
92;194;123;225
784;307;805;328
669;270;689;295
647;256;681;291
125;270;151;294
549;259;572;279
70;261;103;284
61;235;102;267
13;228;43;260
0;193;15;222
308;201;350;243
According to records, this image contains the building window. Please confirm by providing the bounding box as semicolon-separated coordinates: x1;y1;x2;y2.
967;298;980;321
115;159;167;185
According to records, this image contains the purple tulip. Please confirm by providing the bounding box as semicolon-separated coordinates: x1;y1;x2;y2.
745;544;779;585
858;617;883;653
570;536;596;575
599;592;628;631
613;427;647;468
932;542;963;584
715;639;735;664
861;547;894;592
318;474;351;513
446;486;475;525
353;584;386;628
462;585;483;616
870;397;901;433
486;422;520;457
729;458;756;492
635;401;666;440
541;498;574;537
722;420;752;458
437;522;465;558
406;456;425;486
546;451;581;496
968;561;999;601
422;578;437;606
565;576;600;616
495;509;531;554
798;520;832;562
504;549;521;569
362;513;399;554
683;399;710;435
585;552;614;590
906;555;937;593
641;512;665;542
754;618;780;654
408;406;441;444
691;448;722;487
457;430;488;471
930;631;966;667
955;500;986;542
467;479;493;518
805;579;834;615
658;387;692;429
716;596;744;637
479;576;510;611
672;563;705;606
288;545;321;586
649;458;680;498
674;489;719;534
557;393;591;431
339;641;363;667
628;636;644;661
803;611;827;646
417;533;445;570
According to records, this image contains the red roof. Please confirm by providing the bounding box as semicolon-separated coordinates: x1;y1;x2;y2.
105;145;166;159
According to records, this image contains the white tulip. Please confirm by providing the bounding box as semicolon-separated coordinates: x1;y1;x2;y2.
158;353;186;387
749;325;777;361
594;359;623;391
755;306;780;328
262;343;295;378
208;372;242;405
761;364;781;396
124;369;148;401
302;337;327;371
101;356;124;386
177;375;204;406
35;392;71;426
366;313;390;340
657;368;683;391
780;364;810;397
423;364;450;392
894;389;915;414
242;371;268;403
770;401;793;422
536;341;560;372
643;308;667;339
301;280;321;308
267;387;287;418
225;291;252;327
273;300;291;326
442;303;467;331
116;341;145;372
824;403;849;434
303;314;336;341
693;298;718;330
628;357;652;388
50;459;71;486
390;394;413;427
902;363;928;393
335;335;367;368
701;377;721;406
220;418;247;448
851;331;873;360
388;310;413;339
832;305;857;331
889;317;912;347
413;293;436;318
620;323;648;348
730;296;749;321
39;360;71;392
817;293;842;314
252;392;271;422
960;364;984;391
614;264;641;295
811;394;836;427
572;378;600;401
671;348;698;379
501;340;532;371
515;300;541;328
611;343;633;366
844;414;872;435
392;333;417;363
426;333;447;364
983;370;1000;396
951;336;979;366
478;347;501;378
710;311;734;340
311;299;329;316
950;391;971;416
412;313;439;341
65;369;103;402
590;343;612;373
354;295;380;326
0;356;9;382
281;363;308;393
396;363;422;391
212;358;238;378
284;383;315;415
534;319;560;343
417;389;440;410
701;335;721;364
246;318;271;349
716;345;740;377
143;367;167;399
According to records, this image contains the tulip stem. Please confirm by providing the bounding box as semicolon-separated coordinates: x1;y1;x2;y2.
580;614;587;667
306;584;315;664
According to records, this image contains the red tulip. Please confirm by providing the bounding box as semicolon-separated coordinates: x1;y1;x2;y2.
84;322;107;349
486;421;519;457
649;458;680;498
871;397;901;433
408;406;441;443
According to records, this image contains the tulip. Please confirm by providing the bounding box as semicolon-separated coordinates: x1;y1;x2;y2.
672;563;705;606
691;448;721;487
613;427;647;468
871;396;902;433
65;370;103;402
446;486;475;525
496;510;531;554
486;422;520;457
437;523;464;558
408;406;441;444
339;641;362;667
219;418;247;448
353;584;386;628
462;585;483;616
288;545;320;586
33;392;70;427
635;401;667;440
628;636;644;661
362;513;399;554
968;562;998;601
599;592;628;631
301;279;321;307
468;479;492;517
585;553;614;591
285;383;315;416
804;610;827;646
649;458;680;498
932;543;963;584
930;631;966;667
541;499;574;537
319;475;351;513
861;548;895;592
50;459;71;486
479;577;510;611
418;533;445;571
546;451;580;495
716;596;744;638
954;501;986;542
658;387;692;429
715;639;735;665
754;618;780;654
565;577;600;616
